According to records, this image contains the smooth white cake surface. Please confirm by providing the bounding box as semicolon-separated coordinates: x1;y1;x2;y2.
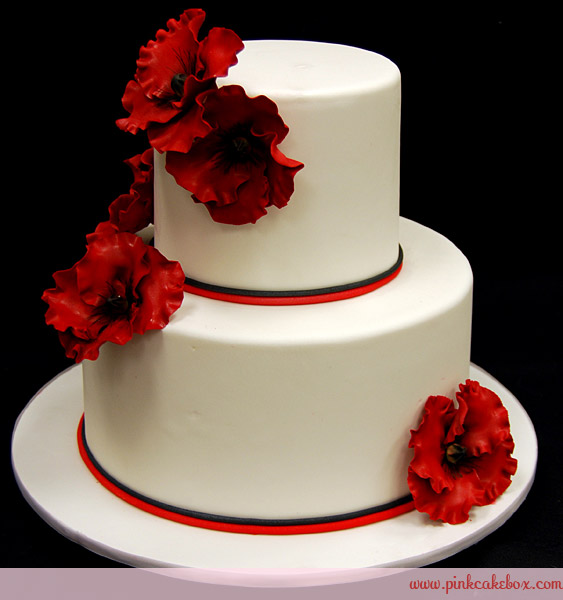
155;40;401;291
82;218;473;520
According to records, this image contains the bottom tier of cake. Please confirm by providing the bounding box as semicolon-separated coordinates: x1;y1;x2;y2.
81;218;473;525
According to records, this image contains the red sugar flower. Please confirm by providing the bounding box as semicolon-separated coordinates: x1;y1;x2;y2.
42;230;184;362
107;148;154;233
165;85;304;225
116;8;244;153
408;380;517;524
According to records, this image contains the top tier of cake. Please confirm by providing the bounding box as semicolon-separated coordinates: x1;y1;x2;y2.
154;40;401;292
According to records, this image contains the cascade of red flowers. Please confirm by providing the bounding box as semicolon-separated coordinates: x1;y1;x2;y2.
44;8;305;359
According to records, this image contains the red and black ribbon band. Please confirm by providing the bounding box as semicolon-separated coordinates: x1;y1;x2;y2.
184;245;404;305
78;415;414;535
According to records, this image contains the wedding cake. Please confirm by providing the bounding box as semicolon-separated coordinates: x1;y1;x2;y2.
42;9;516;534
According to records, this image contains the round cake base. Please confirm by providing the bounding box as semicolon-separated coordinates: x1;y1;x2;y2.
11;363;536;584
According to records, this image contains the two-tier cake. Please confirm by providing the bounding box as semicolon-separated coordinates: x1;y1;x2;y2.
39;9;517;537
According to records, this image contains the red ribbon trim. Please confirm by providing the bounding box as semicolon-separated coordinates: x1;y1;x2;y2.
184;263;403;306
77;415;414;535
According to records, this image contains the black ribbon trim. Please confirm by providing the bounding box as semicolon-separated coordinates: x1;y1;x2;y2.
81;419;412;528
185;245;403;299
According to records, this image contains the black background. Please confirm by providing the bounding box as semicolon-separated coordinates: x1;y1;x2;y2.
3;3;560;567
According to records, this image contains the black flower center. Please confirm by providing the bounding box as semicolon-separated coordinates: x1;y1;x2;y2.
445;443;467;465
215;124;263;172
167;48;200;100
104;295;131;319
171;73;187;99
232;136;251;155
91;284;136;329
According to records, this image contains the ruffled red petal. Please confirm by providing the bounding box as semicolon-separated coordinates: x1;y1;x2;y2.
455;380;514;456
165;130;254;206
85;221;120;244
134;9;206;100
43;268;96;333
264;143;304;210
57;330;106;363
470;439;518;505
147;101;211;154
132;247;185;332
203;170;270;225
408;466;489;524
197;28;245;79
116;79;180;135
74;233;150;308
408;395;458;494
108;148;154;233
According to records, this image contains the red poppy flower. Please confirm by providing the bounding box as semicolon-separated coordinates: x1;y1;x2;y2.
42;230;184;363
165;85;304;225
107;148;154;233
408;380;517;524
116;8;244;153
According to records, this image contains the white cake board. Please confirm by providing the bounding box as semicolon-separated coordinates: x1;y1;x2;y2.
12;363;536;586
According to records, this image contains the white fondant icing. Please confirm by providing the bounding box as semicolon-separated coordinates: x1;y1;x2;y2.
154;41;401;291
82;219;472;520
